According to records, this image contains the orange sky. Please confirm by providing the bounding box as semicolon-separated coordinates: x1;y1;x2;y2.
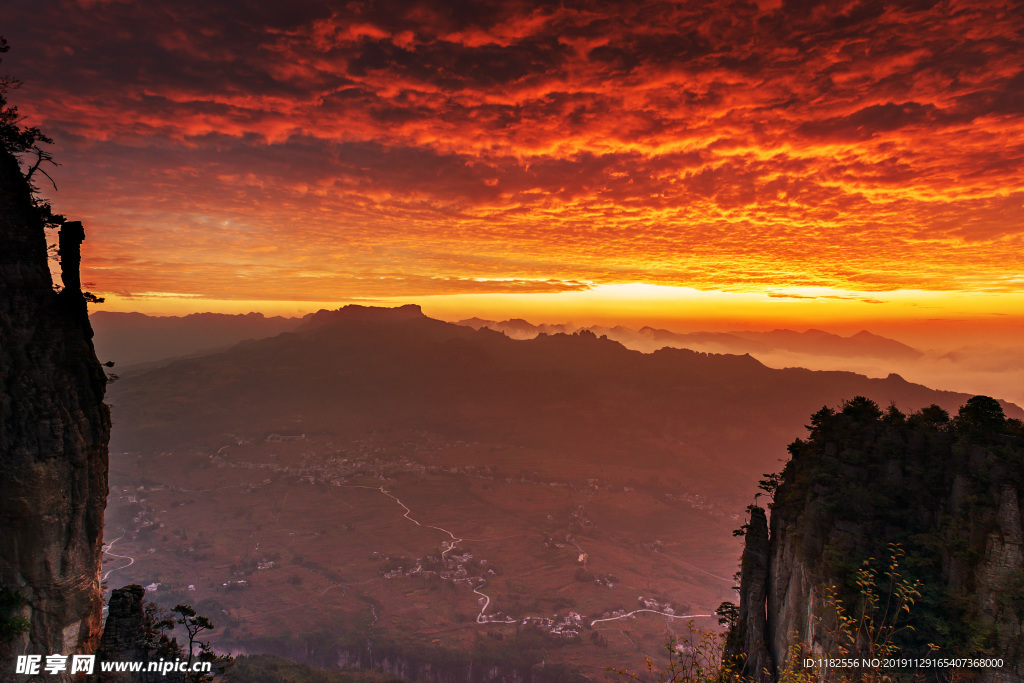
6;0;1024;334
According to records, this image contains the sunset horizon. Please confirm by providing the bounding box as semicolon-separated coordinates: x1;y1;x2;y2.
5;0;1023;338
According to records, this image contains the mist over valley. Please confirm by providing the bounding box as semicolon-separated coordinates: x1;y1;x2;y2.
95;305;1022;678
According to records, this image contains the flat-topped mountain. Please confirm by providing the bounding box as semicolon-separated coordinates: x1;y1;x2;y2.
107;305;1020;496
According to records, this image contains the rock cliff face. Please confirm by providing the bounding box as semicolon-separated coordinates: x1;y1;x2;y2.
0;150;110;663
728;397;1024;682
732;506;772;681
95;586;150;683
95;586;184;683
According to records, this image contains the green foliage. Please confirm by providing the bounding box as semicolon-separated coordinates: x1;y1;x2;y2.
823;546;923;661
613;622;737;683
840;396;883;424
906;405;950;431
620;548;969;683
806;407;836;441
769;395;1022;664
953;396;1005;443
0;586;31;643
757;472;784;500
770;548;959;682
619;397;1019;683
715;601;739;629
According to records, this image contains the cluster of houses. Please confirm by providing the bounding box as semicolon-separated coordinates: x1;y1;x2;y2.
522;612;584;638
637;595;676;614
477;610;515;624
206;434;728;520
379;550;497;587
214;432;618;494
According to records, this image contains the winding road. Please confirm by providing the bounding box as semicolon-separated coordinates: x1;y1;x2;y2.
101;529;135;582
343;483;720;629
344;484;463;554
343;484;508;622
589;610;713;627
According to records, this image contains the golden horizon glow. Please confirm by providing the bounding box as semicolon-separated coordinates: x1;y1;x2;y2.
91;285;1024;346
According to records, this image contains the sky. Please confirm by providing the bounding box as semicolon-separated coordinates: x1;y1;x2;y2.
4;0;1024;336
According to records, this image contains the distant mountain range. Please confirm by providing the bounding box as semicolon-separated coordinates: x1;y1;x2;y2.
91;310;925;372
457;318;923;360
107;305;1020;498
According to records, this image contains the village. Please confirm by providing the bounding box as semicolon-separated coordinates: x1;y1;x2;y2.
193;431;737;524
102;429;725;655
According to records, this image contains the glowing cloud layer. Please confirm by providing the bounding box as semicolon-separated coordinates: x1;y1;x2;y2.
6;0;1023;310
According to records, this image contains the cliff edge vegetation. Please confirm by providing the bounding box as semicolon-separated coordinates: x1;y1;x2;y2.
727;396;1023;682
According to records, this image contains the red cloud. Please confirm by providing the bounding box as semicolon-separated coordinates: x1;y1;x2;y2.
4;0;1023;301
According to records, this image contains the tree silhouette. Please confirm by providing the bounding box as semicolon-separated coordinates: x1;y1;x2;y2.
954;395;1005;442
0;36;58;188
171;605;213;668
170;605;233;682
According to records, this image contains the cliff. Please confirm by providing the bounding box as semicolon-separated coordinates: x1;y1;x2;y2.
730;507;772;681
95;586;184;683
728;397;1023;681
0;150;110;666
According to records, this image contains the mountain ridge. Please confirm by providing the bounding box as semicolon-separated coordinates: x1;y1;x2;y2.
107;306;1021;501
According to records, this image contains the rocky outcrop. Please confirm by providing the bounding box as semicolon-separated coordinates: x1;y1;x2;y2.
974;486;1023;683
95;586;148;680
95;586;184;683
729;397;1024;682
0;150;110;666
733;506;772;681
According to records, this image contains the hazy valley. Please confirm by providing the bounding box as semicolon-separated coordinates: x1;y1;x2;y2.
94;305;1023;679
